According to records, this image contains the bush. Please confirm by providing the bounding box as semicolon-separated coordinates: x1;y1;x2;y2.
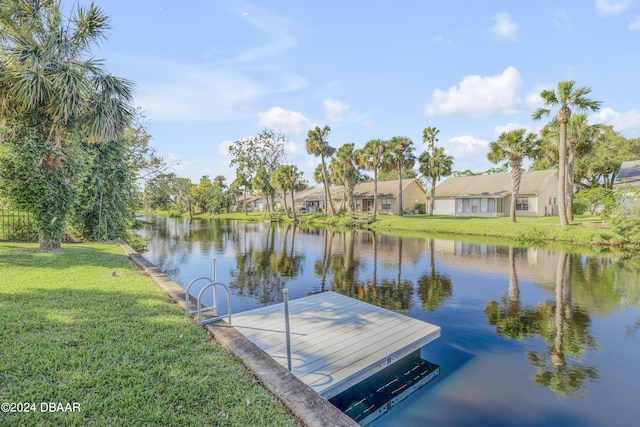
609;206;640;247
574;187;616;217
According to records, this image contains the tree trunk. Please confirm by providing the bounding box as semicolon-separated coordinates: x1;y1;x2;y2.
557;108;570;227
429;177;436;216
566;143;576;221
510;164;522;223
397;164;403;216
372;169;378;220
321;154;335;215
282;190;290;217
290;189;297;222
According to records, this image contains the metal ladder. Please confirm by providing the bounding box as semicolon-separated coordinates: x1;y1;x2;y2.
185;257;232;325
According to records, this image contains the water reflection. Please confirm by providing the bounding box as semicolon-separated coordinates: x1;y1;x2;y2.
229;224;305;305
527;252;598;398
485;247;599;397
138;217;640;426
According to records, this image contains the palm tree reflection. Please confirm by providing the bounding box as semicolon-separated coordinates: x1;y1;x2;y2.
418;239;452;312
527;252;598;397
485;247;598;397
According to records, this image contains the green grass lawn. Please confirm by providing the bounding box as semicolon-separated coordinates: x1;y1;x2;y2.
0;242;301;427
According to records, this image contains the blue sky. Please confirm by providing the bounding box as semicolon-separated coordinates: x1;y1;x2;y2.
73;0;640;184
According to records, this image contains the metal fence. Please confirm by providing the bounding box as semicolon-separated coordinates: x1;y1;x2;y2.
0;207;37;241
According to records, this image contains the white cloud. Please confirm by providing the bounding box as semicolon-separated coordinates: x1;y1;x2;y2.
433;35;453;45
258;107;315;137
493;122;534;137
595;0;633;15
324;99;351;122
553;8;573;30
491;13;518;41
425;66;524;117
629;17;640;30
590;107;640;137
445;136;492;173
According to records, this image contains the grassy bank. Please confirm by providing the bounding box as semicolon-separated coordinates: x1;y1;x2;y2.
166;210;629;249
0;242;300;427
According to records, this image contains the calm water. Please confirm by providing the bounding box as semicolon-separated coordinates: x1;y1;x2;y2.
138;216;640;427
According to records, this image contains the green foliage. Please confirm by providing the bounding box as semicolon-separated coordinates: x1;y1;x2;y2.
609;204;640;247
70;138;136;240
573;187;617;217
0;120;76;249
515;227;546;246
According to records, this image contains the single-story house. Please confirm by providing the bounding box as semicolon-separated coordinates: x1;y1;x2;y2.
347;179;426;215
293;186;343;213
234;194;262;212
428;169;559;217
292;179;426;215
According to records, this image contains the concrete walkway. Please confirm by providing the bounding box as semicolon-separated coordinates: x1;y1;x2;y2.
119;243;358;427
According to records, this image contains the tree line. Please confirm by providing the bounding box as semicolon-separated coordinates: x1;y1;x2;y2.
2;1;639;251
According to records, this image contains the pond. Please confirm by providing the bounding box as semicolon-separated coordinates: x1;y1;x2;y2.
137;216;640;427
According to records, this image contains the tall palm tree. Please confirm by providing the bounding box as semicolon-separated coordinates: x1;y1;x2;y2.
539;114;602;220
273;164;305;222
382;136;415;216
423;126;440;151
418;146;454;216
357;139;386;219
532;81;601;226
0;0;134;249
487;129;539;223
331;143;360;214
306;126;336;216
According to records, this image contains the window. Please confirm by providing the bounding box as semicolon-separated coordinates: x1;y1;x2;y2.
516;197;529;211
487;199;495;213
497;198;504;213
471;199;479;213
381;199;392;210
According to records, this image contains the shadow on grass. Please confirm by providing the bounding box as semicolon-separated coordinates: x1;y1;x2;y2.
0;242;133;270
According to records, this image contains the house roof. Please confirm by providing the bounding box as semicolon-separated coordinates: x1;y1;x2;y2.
434;169;557;198
294;186;342;202
352;179;426;198
613;160;640;187
293;179;425;201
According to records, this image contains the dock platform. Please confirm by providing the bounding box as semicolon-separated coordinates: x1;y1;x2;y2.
232;291;441;398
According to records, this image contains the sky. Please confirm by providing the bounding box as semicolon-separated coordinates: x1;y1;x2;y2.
65;0;640;184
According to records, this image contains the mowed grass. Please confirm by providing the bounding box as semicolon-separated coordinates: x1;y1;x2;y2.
0;242;301;427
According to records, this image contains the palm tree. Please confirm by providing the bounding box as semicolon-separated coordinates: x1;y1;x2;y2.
487;129;539;223
272;164;305;222
423;126;440;151
306;126;336;216
357;139;386;219
418;146;454;216
0;0;134;249
330;143;361;214
532;81;601;226
382;136;415;216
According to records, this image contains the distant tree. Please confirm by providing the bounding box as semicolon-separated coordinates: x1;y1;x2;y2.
382;137;416;215
487;129;539;223
306;126;336;215
357;139;387;219
419;146;454;216
532;81;601;226
229;129;287;204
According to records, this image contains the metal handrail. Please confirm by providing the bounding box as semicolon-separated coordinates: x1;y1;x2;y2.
185;276;212;316
197;281;232;325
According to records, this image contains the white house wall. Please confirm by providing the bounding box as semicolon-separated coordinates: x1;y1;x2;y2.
433;199;455;215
